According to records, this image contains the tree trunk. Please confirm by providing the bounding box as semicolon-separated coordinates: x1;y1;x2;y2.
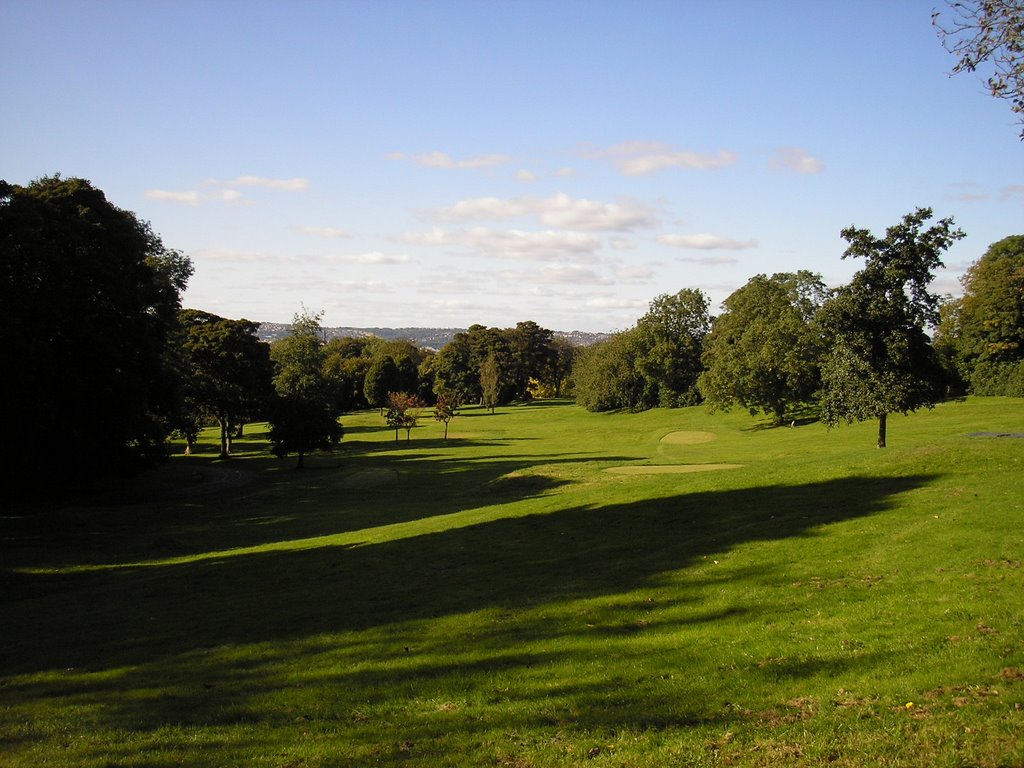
296;450;305;469
877;413;887;448
219;417;230;459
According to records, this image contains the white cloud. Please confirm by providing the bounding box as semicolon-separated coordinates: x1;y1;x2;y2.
614;265;654;282
322;251;412;265
769;147;824;174
553;167;577;177
193;248;278;263
331;279;392;293
675;254;740;265
516;169;537;182
658;233;758;250
1000;185;1024;200
296;226;352;239
223;175;310;191
393;150;513;170
498;264;612;285
586;295;648;310
145;189;200;206
433;192;659;231
404;226;601;261
588;141;737;176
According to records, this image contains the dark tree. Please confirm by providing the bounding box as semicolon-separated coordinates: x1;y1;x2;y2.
177;310;274;458
0;175;192;481
268;310;342;467
818;208;965;447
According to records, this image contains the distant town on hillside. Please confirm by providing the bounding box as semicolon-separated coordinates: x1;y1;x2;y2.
256;323;611;349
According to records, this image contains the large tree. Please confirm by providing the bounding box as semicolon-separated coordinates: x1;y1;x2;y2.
268;310;342;468
699;272;826;425
177;310;274;458
935;234;1024;394
934;0;1024;139
0;175;192;480
572;329;647;412
633;289;710;407
818;208;965;448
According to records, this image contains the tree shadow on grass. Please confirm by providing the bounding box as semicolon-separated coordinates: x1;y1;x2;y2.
0;473;942;763
2;472;936;678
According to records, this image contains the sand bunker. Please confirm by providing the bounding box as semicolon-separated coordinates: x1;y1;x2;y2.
660;430;718;445
605;464;743;475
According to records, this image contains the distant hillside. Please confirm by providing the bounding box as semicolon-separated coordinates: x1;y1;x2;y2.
257;324;610;349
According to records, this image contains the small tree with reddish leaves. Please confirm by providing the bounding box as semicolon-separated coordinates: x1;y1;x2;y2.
385;391;425;441
433;390;462;439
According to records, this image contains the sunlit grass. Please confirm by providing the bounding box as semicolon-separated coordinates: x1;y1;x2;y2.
2;398;1023;766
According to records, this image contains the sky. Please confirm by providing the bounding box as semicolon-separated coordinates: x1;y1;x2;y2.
2;1;1021;333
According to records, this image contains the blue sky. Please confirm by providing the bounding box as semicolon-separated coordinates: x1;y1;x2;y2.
3;0;1021;332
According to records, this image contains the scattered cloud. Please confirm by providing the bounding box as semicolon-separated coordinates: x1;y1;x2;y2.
769;147;824;174
609;237;636;250
658;233;758;250
553;167;577;177
586;294;649;310
221;175;310;191
675;254;741;265
586;141;737;175
322;251;412;265
193;248;278;263
296;226;352;238
433;192;660;231
390;150;513;170
330;279;392;293
146;175;309;207
145;189;200;206
516;169;537;182
498;264;612;285
1000;185;1024;200
614;265;655;282
404;226;601;261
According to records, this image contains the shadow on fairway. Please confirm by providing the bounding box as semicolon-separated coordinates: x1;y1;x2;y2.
2;472;936;678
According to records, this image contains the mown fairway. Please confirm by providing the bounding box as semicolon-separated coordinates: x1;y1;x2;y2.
2;398;1022;767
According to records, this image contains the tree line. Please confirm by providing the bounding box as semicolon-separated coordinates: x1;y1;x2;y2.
573;209;1023;447
4;176;1022;485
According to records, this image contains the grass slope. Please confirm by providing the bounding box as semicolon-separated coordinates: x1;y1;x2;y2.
2;398;1022;767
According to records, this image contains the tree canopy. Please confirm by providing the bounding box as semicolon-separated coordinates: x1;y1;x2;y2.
177;309;274;458
268;310;343;467
818;208;965;447
1;175;192;480
699;271;826;425
936;234;1024;395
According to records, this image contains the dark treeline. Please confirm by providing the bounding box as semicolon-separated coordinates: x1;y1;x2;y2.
5;176;1023;484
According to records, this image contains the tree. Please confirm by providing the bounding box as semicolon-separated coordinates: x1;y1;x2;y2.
268;309;342;467
508;321;556;401
935;235;1024;394
633;289;710;407
177;310;274;458
480;353;502;414
384;391;425;441
699;272;826;425
0;175;192;481
818;208;965;448
433;390;462;439
934;0;1024;139
572;329;647;412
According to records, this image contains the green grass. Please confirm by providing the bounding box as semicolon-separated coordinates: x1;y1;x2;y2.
2;398;1023;767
